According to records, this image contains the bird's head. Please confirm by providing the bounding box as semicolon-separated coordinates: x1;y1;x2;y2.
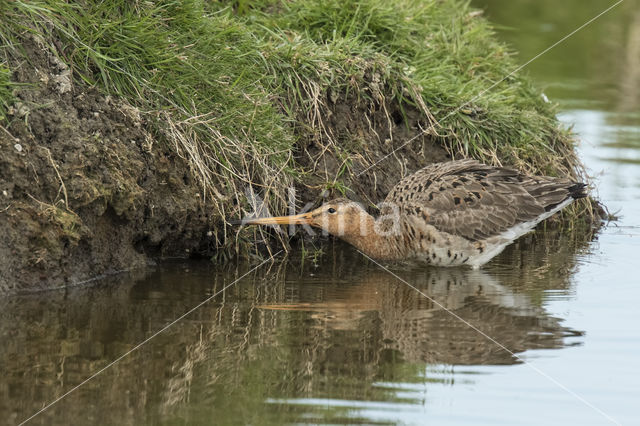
237;198;371;238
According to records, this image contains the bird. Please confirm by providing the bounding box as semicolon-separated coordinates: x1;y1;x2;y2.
237;159;587;268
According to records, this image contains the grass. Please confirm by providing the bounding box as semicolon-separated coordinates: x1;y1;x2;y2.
246;0;578;174
0;61;12;122
0;0;590;255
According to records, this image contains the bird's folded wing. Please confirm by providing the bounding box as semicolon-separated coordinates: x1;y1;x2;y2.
383;161;546;241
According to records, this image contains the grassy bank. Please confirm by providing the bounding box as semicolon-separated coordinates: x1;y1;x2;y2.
1;0;583;181
0;0;592;288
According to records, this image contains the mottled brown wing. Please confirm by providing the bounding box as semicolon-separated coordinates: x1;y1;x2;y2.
382;160;546;241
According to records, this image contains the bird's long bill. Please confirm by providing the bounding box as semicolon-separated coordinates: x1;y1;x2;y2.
239;212;314;226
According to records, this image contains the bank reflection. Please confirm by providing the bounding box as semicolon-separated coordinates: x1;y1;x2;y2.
1;234;589;425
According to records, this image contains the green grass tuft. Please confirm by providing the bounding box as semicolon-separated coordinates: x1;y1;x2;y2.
241;0;575;175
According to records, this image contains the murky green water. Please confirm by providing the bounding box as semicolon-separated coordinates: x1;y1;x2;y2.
3;1;640;424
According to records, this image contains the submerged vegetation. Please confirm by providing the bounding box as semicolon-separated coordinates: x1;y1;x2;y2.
0;0;593;290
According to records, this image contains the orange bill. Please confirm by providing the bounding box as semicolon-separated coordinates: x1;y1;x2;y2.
233;212;315;226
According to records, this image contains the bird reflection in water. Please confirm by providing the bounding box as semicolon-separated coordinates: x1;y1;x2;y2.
256;263;582;366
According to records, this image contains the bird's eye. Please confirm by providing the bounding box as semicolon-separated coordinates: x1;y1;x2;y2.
328;208;337;214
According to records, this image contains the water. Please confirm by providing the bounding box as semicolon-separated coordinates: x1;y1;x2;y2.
3;1;640;424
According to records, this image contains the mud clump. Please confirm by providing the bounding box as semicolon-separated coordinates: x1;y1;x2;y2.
0;39;219;293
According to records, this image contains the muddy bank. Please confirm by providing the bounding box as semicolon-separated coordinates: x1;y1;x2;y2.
0;0;604;293
0;39;222;293
0;37;454;293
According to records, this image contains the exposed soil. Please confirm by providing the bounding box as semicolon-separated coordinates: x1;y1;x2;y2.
297;89;451;207
0;36;456;294
0;38;223;293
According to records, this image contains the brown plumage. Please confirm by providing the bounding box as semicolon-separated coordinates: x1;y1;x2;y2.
238;159;587;268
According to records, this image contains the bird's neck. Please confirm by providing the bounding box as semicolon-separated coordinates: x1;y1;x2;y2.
339;215;406;261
